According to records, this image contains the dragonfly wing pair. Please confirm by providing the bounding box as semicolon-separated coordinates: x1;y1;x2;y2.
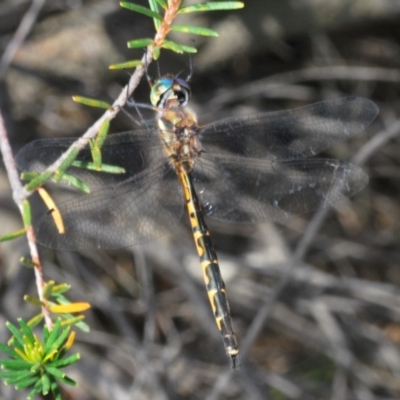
16;96;378;250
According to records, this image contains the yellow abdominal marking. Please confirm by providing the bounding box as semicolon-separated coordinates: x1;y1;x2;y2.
207;289;219;315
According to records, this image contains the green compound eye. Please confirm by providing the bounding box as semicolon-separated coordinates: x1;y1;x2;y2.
150;77;191;107
150;78;174;106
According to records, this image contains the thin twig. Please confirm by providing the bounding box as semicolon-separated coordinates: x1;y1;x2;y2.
207;65;400;109
0;0;47;80
353;118;400;165
0;108;52;329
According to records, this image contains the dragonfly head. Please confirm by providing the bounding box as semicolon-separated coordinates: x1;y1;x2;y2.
150;75;191;109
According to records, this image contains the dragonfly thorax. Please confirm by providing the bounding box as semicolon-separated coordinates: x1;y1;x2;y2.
158;103;202;173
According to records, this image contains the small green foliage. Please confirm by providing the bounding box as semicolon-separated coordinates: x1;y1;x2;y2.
153;0;166;7
20;257;38;269
22;200;32;228
51;283;72;295
0;319;79;399
121;0;244;58
127;38;154;49
148;0;164;29
171;24;219;37
89;141;102;171
178;1;244;14
109;59;143;69
53;148;80;183
60;173;91;194
26;315;44;331
47;282;90;332
24;295;43;308
25;170;53;191
90;120;110;170
23;281;90;334
120;2;162;21
153;46;161;60
43;282;55;300
0;228;27;243
20;171;40;182
72;160;126;174
162;39;197;54
48;292;90;333
72;96;111;109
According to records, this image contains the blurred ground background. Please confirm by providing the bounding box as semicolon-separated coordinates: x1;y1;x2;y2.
1;0;400;399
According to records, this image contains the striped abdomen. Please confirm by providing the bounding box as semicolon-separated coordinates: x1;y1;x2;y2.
178;169;240;369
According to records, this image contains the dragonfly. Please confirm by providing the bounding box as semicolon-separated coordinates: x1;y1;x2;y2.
16;75;378;369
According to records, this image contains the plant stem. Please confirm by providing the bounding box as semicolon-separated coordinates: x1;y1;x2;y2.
0;109;53;329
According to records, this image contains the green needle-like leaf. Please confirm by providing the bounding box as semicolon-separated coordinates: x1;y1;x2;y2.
57;374;77;386
44;281;55;300
27;314;44;330
120;2;162;20
71;160;125;174
162;40;197;54
20;257;37;268
95;120;109;149
45;366;65;379
44;320;62;354
24;295;43;307
6;322;25;348
109;59;142;69
153;0;167;8
153;46;161;60
0;370;33;380
48;353;80;369
51;284;71;295
20;171;40;181
60;316;85;328
148;0;162;30
15;375;39;390
179;1;244;13
50;327;70;352
17;319;35;345
60;173;90;194
53;148;80;183
22;200;32;227
171;25;218;37
27;379;43;400
5;370;35;386
0;228;27;243
25;170;53;191
127;38;153;49
72;96;111;109
0;359;31;370
41;372;50;394
90;142;102;171
0;342;20;359
30;363;41;374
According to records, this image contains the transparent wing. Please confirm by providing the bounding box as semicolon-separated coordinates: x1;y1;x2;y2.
16;131;184;250
16;130;165;189
31;165;183;250
200;97;378;160
194;153;368;223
